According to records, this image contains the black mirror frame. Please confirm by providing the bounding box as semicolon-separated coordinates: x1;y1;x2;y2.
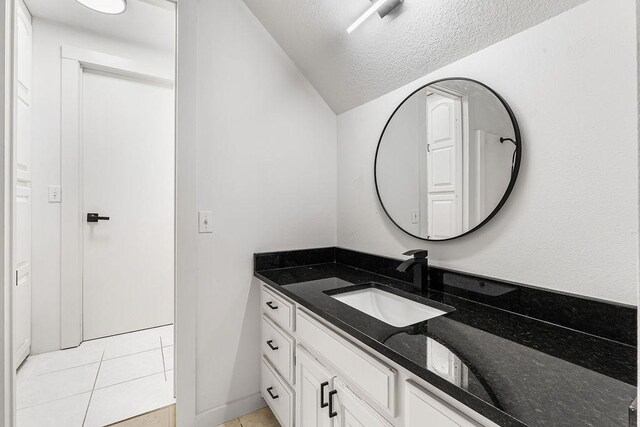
374;77;522;242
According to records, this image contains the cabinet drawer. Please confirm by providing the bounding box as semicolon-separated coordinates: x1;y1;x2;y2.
261;356;294;427
406;381;479;427
261;285;295;333
296;310;397;417
261;315;295;385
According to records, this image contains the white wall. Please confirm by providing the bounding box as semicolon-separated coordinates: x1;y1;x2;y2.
337;0;639;305
194;1;337;424
376;89;423;236
30;18;174;354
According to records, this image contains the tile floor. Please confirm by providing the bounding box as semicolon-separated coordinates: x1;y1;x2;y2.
215;406;280;427
17;325;175;427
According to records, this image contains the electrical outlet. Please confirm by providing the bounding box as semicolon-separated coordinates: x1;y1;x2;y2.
199;211;213;233
411;209;419;224
48;185;62;203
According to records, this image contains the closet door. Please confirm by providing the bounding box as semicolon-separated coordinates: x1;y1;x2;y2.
13;0;32;368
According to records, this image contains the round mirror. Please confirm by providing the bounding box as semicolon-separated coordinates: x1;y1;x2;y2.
375;78;521;241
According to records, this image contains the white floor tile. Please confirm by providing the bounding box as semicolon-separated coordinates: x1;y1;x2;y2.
17;344;103;379
97;328;164;360
84;372;175;427
158;324;174;347
95;349;164;389
17;363;99;409
16;392;91;427
162;345;174;372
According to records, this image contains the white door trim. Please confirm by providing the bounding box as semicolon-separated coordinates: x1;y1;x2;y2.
60;47;174;349
2;0;16;425
61;46;174;86
60;46;173;349
174;1;198;425
2;0;199;425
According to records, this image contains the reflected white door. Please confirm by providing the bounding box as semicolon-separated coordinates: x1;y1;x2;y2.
13;1;32;368
82;70;174;340
426;93;462;239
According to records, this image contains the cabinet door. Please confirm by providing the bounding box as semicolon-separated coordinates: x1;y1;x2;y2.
333;379;392;427
296;346;334;427
406;381;478;427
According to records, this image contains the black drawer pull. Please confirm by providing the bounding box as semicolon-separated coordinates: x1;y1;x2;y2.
320;381;329;408
329;390;338;418
266;301;278;310
267;340;279;351
267;387;279;400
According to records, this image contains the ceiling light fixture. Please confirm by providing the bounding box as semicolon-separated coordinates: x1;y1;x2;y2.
75;0;127;15
347;0;403;34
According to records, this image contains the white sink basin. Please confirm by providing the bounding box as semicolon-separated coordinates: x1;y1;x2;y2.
331;287;448;327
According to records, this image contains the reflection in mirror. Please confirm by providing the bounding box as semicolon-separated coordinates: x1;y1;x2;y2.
375;78;521;241
425;337;499;408
383;330;501;409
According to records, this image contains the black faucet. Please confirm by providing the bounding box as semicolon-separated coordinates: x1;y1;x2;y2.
397;249;429;293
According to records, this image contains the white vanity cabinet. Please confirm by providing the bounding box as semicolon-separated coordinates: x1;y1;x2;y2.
259;283;494;427
332;378;393;427
296;346;392;427
405;381;479;427
260;285;297;427
296;346;334;427
262;356;295;427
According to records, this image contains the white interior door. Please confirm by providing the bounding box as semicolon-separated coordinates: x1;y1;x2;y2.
81;69;174;341
13;0;32;368
426;93;462;239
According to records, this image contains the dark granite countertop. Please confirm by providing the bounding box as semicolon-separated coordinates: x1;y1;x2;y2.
254;248;637;427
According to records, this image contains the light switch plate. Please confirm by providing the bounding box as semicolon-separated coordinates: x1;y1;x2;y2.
199;211;213;233
48;185;62;203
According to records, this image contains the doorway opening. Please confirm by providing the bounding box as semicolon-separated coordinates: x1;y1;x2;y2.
11;0;177;425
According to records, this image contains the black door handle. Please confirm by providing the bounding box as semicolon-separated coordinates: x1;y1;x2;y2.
266;387;279;400
328;390;338;418
320;382;329;408
87;213;110;223
266;301;278;310
267;340;278;351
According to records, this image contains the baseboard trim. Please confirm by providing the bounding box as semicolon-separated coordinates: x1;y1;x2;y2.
195;392;266;427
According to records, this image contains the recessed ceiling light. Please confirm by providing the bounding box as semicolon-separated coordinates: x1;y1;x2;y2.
75;0;127;15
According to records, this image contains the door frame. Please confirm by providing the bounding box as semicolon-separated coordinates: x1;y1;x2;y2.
1;0;200;426
59;46;175;349
422;85;469;238
429;85;470;230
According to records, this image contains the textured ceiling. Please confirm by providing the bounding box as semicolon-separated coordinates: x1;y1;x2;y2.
23;0;174;52
242;0;589;113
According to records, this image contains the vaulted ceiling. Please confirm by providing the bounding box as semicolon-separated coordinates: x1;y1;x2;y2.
242;0;589;113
